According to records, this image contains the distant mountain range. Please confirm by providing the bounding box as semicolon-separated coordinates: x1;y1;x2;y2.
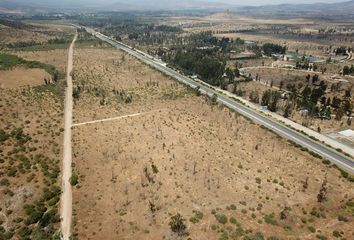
237;0;354;19
0;0;233;12
0;0;354;19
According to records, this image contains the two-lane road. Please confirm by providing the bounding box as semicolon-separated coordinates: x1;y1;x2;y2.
81;26;354;175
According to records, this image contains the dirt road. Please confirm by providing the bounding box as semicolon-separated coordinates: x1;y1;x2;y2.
60;33;77;240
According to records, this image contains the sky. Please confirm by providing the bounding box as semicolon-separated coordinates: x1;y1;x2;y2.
207;0;346;5
1;0;349;9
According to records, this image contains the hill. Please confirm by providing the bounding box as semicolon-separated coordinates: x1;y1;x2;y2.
237;0;354;20
0;0;232;13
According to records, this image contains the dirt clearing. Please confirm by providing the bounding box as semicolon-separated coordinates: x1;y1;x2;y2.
0;67;49;89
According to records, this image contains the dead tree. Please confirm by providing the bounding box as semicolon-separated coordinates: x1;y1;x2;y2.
302;177;309;191
280;206;291;220
317;175;328;203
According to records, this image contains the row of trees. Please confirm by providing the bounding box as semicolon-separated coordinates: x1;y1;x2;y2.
262;43;287;56
6;38;69;49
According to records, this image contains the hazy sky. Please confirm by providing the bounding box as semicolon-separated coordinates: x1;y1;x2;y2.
208;0;346;5
2;0;349;8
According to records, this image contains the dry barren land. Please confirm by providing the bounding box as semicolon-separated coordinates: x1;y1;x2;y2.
0;24;70;239
71;48;353;240
0;75;65;239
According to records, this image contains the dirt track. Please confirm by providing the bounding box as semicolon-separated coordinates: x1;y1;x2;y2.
60;33;77;240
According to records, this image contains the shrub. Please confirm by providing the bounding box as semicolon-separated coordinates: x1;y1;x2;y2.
193;210;203;220
19;226;32;237
316;234;328;240
230;217;237;224
0;178;10;186
151;163;159;174
7;167;17;177
255;177;261;184
220;231;228;240
337;215;348;222
189;217;198;224
215;214;228;224
267;237;280;240
264;213;277;225
39;209;58;227
332;230;341;238
0;129;9;142
169;213;187;236
308;226;316;233
70;174;78;186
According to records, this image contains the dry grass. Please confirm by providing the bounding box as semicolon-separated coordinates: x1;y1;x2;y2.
0;67;49;89
0;22;73;239
0;85;64;238
0;22;74;45
15;49;69;73
71;48;354;240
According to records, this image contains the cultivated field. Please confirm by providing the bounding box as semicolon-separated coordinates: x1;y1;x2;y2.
71;47;354;240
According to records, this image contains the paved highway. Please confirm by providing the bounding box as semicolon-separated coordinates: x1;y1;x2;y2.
82;26;354;174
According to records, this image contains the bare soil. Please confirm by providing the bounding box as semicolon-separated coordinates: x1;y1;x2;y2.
15;49;68;73
0;67;49;89
71;48;354;240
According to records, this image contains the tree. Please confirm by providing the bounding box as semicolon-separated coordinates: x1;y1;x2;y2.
332;97;341;109
269;92;281;112
232;81;237;94
220;78;228;90
335;46;346;56
234;68;240;78
261;90;271;106
321;67;327;74
343;99;352;116
284;104;292;118
317;177;327;203
313;64;318;72
306;74;311;83
343;66;350;75
169;213;187;236
225;67;235;83
53;70;59;82
262;43;286;56
211;93;218;105
312;74;319;84
249;91;259;103
335;107;344;121
261;90;281;112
